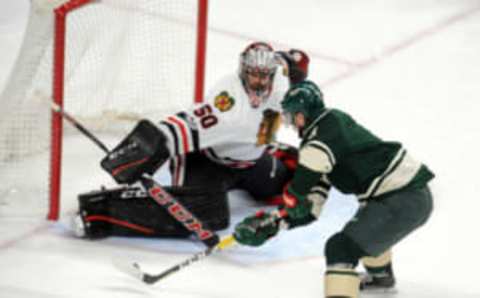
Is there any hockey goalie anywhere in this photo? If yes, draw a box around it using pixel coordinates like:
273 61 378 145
73 41 310 240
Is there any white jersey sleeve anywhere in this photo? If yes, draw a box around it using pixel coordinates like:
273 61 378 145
157 69 289 167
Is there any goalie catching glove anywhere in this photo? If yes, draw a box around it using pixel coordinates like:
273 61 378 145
275 49 310 84
101 120 170 184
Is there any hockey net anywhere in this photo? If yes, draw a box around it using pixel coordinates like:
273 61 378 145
0 0 208 220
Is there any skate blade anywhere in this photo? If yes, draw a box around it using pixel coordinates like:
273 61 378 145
361 287 398 295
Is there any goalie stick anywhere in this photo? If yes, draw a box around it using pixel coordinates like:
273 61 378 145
114 209 288 285
49 101 219 248
50 101 110 153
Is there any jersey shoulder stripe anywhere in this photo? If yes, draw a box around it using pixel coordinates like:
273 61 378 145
177 112 200 151
158 120 180 156
159 113 199 156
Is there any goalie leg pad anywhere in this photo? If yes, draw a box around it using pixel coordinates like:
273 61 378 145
77 185 229 239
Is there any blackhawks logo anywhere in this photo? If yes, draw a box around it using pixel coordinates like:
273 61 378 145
214 91 235 112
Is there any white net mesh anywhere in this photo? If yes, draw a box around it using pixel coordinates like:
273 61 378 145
0 0 203 218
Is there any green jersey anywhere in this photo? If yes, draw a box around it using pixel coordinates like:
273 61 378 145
291 109 434 202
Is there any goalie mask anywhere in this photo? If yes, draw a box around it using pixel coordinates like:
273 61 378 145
239 42 277 108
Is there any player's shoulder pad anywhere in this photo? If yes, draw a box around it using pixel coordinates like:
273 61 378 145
299 140 336 173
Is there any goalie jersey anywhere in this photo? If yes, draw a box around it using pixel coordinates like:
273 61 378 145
156 70 289 169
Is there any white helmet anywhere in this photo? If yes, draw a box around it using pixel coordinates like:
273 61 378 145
239 42 278 107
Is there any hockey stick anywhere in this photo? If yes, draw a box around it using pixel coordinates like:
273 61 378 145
114 209 287 285
49 101 110 153
49 101 219 248
114 235 236 284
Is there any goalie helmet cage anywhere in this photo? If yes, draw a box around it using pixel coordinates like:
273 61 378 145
0 0 208 220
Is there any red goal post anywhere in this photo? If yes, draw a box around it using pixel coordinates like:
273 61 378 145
0 0 209 220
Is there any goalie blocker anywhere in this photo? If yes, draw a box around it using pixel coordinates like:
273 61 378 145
75 185 229 239
100 119 170 185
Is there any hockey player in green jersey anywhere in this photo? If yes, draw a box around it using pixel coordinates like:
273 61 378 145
233 80 434 298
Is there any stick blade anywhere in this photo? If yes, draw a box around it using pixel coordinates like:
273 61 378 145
143 274 161 285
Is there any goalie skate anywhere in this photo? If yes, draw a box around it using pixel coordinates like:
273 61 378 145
71 213 86 238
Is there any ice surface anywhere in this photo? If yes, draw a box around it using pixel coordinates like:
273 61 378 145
1 0 480 297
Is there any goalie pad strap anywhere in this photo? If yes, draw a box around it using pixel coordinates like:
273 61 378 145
85 215 155 235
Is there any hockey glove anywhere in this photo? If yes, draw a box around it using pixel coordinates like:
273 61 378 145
283 185 312 220
282 183 328 228
101 120 170 184
275 49 310 84
234 211 281 247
